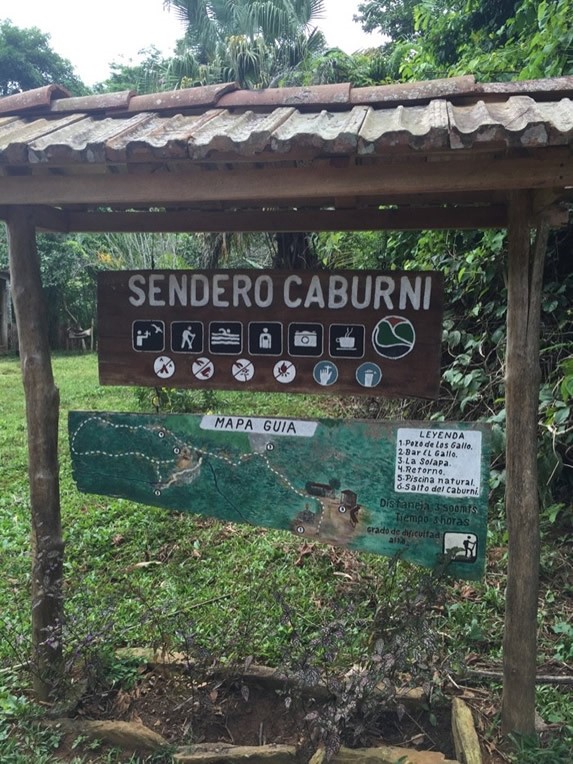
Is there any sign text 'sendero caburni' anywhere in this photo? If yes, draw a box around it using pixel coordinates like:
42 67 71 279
97 269 444 398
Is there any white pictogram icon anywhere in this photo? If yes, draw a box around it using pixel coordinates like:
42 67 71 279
273 360 296 384
259 328 272 349
192 357 215 380
232 359 255 382
181 326 196 350
248 322 282 356
136 329 151 347
356 362 382 388
313 361 338 386
443 532 478 562
154 355 175 379
133 320 165 352
293 329 318 347
209 322 243 355
336 328 356 349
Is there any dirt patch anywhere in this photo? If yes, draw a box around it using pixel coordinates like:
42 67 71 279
70 664 457 761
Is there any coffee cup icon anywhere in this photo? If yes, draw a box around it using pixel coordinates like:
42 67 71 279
336 335 356 349
336 328 356 350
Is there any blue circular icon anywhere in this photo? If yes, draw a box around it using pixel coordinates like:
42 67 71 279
356 362 382 388
313 361 338 386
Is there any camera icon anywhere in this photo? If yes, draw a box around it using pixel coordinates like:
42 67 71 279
293 330 318 347
288 324 323 356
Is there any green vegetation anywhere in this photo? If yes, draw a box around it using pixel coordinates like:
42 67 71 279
0 19 86 95
1 0 572 759
161 0 326 89
0 354 572 761
355 0 573 82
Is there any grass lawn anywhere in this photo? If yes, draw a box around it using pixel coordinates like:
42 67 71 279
0 352 571 762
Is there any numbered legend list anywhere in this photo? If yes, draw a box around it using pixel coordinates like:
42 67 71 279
395 427 482 497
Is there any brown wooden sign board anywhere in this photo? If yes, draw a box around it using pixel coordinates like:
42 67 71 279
98 269 444 398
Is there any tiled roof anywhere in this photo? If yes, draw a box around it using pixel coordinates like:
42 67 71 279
0 76 572 168
0 75 571 230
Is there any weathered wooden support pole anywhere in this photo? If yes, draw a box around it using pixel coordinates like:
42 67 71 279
501 191 548 736
6 207 64 702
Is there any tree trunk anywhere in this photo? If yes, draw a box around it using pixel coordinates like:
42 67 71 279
6 207 64 702
200 232 227 269
501 191 548 736
273 232 320 269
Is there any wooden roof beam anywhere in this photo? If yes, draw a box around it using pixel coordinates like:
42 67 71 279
0 152 571 207
29 205 509 233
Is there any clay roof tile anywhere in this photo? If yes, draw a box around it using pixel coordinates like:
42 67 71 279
0 84 70 116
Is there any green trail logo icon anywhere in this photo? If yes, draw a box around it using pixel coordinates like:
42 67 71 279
372 316 416 359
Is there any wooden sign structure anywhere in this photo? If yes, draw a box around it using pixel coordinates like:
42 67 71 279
98 269 444 398
69 412 489 580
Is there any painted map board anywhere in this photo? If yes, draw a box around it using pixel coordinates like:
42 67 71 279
69 412 489 580
97 269 444 398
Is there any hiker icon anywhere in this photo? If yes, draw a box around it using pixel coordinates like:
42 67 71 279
171 322 204 354
443 532 478 563
463 535 477 558
181 326 195 349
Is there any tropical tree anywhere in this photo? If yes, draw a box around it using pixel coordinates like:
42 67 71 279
342 4 572 743
355 0 418 40
94 47 172 94
505 0 573 79
160 0 327 88
0 19 86 95
354 0 573 82
284 47 390 87
148 1 329 267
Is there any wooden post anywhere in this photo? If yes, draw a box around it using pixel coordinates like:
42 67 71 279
501 191 548 736
6 207 64 702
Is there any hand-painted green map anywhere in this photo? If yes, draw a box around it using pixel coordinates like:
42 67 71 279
69 412 490 580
